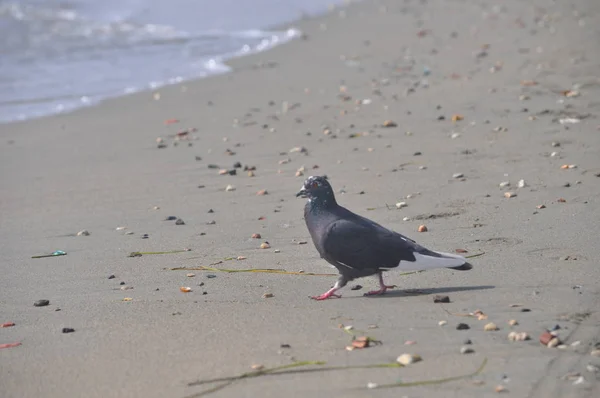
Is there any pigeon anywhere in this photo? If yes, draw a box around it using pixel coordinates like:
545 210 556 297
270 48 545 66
296 176 473 300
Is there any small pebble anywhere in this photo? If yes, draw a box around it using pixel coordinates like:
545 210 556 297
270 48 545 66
460 346 475 354
456 323 470 330
484 322 499 331
452 173 464 179
508 319 518 326
350 285 363 291
504 192 516 198
417 225 428 232
262 293 274 298
395 201 407 209
76 230 90 236
366 382 378 389
517 179 527 188
108 275 116 279
175 218 185 225
463 339 472 345
499 181 510 188
225 185 235 191
62 328 75 334
396 353 421 365
186 273 196 277
591 349 600 357
260 242 271 249
438 320 448 326
433 295 450 303
180 287 192 293
256 189 268 196
508 332 530 341
251 364 264 371
34 300 50 307
495 385 507 393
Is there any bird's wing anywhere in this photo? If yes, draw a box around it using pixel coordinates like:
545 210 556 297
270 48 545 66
321 219 418 270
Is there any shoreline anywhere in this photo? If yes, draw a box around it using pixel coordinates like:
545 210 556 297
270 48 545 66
1 0 599 397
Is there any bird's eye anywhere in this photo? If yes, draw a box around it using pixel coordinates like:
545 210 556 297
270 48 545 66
311 181 319 188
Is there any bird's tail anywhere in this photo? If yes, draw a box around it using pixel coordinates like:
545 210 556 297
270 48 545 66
408 250 473 271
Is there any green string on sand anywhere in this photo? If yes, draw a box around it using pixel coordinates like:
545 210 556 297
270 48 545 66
185 358 487 397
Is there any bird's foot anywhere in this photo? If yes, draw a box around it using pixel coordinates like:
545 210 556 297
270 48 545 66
363 284 396 296
311 291 342 300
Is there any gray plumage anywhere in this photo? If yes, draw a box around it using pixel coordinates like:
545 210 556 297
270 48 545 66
296 176 472 300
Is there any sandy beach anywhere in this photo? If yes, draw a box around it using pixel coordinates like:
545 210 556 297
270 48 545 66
1 0 600 397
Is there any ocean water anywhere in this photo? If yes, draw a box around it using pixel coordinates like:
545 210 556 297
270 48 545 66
0 0 344 123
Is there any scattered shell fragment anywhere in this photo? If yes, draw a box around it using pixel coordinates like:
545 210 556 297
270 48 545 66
517 179 527 188
452 172 464 179
262 293 274 298
508 319 518 326
256 189 268 196
438 320 448 326
499 181 510 188
186 273 196 277
366 382 378 389
504 192 516 198
539 331 557 346
460 346 475 354
251 364 264 371
236 256 247 260
417 225 428 232
397 353 422 366
122 298 133 301
395 201 407 209
260 242 271 249
547 338 560 348
247 170 255 177
508 331 530 341
351 336 371 349
537 204 546 209
591 349 600 357
451 114 464 122
382 120 397 127
289 146 307 153
484 322 499 331
34 300 50 307
251 233 261 239
76 230 90 236
495 385 507 393
1 322 16 328
180 287 192 293
225 184 236 191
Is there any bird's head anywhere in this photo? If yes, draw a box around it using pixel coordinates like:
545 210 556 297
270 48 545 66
296 175 335 202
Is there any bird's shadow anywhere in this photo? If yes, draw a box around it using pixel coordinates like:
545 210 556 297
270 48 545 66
361 285 495 299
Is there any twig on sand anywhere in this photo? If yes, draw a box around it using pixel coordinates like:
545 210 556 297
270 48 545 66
128 250 190 257
170 265 337 276
31 250 67 259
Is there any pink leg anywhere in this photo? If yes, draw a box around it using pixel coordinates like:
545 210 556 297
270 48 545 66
311 286 342 300
364 273 396 296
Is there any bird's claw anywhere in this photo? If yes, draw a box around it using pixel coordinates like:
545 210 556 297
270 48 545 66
363 285 396 296
311 293 342 300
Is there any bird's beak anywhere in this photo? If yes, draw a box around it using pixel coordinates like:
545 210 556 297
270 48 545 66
296 188 308 198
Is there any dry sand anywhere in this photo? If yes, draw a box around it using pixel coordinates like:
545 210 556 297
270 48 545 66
1 0 600 397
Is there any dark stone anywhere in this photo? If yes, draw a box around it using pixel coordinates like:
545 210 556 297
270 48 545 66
413 151 422 156
175 218 185 225
108 275 116 279
350 285 363 291
120 281 126 285
433 295 450 303
207 209 214 213
164 216 177 221
280 344 291 348
206 275 217 279
463 339 472 345
456 323 470 330
62 328 75 334
34 299 50 307
521 308 531 312
233 162 242 168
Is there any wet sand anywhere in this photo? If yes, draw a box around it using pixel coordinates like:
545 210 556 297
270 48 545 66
1 0 599 397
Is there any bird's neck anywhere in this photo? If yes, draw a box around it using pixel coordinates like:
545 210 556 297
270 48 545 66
307 196 337 212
